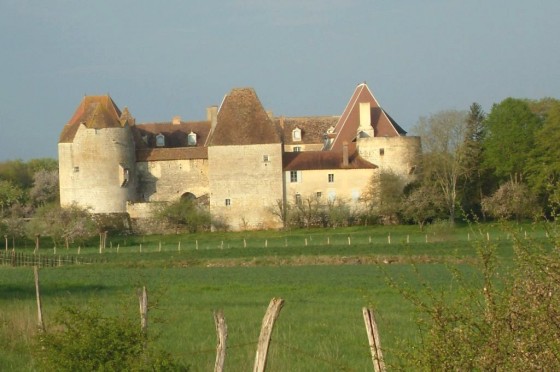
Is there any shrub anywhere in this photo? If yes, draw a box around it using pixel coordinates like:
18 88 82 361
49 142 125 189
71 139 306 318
34 305 188 371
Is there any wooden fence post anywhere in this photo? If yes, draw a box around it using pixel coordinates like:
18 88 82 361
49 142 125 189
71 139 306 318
138 286 148 339
253 298 285 372
213 310 228 372
362 308 385 372
34 266 45 332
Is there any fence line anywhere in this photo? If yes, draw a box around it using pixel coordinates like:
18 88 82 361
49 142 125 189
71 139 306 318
0 251 104 268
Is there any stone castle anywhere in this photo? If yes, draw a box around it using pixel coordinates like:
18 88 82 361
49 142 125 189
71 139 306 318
58 83 421 230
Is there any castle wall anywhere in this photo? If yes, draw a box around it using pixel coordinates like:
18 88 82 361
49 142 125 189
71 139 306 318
59 125 137 213
357 136 421 180
285 168 377 206
136 159 209 202
208 144 284 231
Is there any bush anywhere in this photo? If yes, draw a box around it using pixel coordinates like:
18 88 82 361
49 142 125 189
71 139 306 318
34 305 188 371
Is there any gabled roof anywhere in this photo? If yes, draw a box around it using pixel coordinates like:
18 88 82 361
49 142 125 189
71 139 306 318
134 121 211 149
59 95 125 143
283 150 377 171
330 83 406 151
208 88 281 146
276 116 339 145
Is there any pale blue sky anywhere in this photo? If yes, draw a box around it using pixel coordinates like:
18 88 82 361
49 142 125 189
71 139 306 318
1 0 559 160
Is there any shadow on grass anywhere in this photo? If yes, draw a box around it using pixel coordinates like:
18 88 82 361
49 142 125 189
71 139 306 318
0 283 114 301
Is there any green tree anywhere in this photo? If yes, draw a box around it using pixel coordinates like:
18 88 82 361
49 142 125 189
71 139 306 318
0 180 24 216
482 98 542 181
526 100 560 208
155 198 211 233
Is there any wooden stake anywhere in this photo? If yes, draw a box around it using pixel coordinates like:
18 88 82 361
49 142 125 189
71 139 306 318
138 286 148 340
178 241 181 251
387 234 391 244
362 308 386 372
253 298 285 372
213 310 228 372
34 266 45 332
406 235 410 244
244 238 247 248
348 236 351 245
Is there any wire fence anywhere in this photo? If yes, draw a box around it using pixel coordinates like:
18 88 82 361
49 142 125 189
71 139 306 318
0 251 106 268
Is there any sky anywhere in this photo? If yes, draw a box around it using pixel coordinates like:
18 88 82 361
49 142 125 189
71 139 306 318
1 0 559 161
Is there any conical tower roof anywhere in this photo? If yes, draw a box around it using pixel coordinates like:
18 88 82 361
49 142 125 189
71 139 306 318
208 88 280 146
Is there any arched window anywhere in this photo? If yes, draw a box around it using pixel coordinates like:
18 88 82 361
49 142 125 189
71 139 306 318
156 133 165 147
292 127 302 142
187 131 197 146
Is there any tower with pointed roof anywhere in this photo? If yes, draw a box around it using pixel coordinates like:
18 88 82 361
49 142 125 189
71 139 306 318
58 95 138 213
207 88 284 230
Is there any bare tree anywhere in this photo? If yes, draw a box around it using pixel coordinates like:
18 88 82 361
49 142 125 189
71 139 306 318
30 169 59 206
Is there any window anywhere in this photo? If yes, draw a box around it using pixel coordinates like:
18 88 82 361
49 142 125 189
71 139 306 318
119 164 130 187
352 189 360 201
292 127 302 142
316 191 322 198
293 146 301 152
225 199 231 206
187 131 197 146
295 193 302 205
380 148 385 156
156 133 165 147
328 173 334 183
73 166 79 173
263 155 269 162
290 170 300 183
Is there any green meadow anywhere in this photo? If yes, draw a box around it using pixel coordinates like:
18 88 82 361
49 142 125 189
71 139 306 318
0 223 544 371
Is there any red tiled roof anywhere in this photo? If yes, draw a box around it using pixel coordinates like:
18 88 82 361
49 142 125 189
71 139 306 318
276 116 339 145
136 147 208 162
209 88 281 146
134 121 211 149
59 95 124 143
283 150 377 171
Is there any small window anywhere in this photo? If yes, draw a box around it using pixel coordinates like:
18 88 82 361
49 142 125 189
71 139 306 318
263 155 269 162
316 191 322 198
293 146 301 152
292 127 302 142
73 166 79 173
290 170 300 183
225 199 231 206
295 193 302 205
380 148 385 156
187 131 197 146
156 133 165 147
328 174 334 183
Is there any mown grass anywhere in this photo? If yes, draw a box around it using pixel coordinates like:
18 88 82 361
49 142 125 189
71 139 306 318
0 222 548 370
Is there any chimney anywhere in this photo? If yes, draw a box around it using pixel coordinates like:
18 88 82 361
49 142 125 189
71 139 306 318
279 116 285 129
359 102 374 137
172 116 181 125
342 141 349 167
207 106 218 130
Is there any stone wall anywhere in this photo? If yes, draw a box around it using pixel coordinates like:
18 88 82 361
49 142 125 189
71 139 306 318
208 144 284 231
59 125 137 213
136 159 209 202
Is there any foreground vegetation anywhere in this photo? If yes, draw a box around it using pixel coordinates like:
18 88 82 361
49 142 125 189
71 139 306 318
1 222 558 370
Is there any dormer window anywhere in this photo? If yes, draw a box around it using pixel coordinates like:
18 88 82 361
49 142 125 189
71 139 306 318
155 133 165 147
187 131 197 146
292 127 302 142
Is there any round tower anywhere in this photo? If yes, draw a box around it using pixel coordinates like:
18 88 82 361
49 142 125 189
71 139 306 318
58 96 137 214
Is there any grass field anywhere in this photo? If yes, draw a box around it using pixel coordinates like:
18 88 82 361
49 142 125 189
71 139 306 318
0 223 547 371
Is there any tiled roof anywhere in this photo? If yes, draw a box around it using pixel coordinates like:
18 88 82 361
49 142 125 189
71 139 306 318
276 116 339 145
208 88 281 146
134 121 211 149
283 150 377 171
136 147 208 162
59 95 124 143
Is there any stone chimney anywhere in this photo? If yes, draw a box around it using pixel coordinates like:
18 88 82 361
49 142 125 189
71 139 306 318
358 102 374 137
342 141 349 167
172 116 181 125
207 106 218 130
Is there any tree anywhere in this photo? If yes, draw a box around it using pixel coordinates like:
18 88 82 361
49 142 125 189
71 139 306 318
526 100 560 208
459 102 487 217
413 110 469 223
481 178 540 221
26 204 96 248
0 180 24 216
29 169 59 206
482 98 542 181
400 183 446 230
